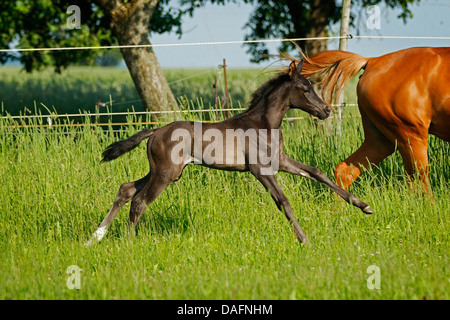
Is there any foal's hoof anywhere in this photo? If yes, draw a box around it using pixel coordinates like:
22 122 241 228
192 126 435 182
84 239 95 247
362 205 373 214
301 239 313 248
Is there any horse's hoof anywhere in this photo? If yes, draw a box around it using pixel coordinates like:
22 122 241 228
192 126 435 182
84 239 94 247
362 205 373 214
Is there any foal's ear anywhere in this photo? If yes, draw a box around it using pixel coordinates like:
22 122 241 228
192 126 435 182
288 61 297 77
297 59 304 73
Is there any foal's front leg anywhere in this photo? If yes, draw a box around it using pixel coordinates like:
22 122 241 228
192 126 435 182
250 168 309 245
279 154 373 214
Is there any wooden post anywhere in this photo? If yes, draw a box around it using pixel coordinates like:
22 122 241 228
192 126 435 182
337 0 352 135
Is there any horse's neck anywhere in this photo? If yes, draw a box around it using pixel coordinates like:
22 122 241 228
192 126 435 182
265 102 289 129
242 100 288 130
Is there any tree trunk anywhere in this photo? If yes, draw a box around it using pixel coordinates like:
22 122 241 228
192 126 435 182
287 0 336 57
304 0 336 56
96 0 178 114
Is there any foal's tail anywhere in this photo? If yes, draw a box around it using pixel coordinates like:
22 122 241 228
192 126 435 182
299 50 369 105
101 128 155 162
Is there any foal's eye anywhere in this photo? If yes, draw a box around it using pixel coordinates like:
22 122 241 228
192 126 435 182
304 89 310 93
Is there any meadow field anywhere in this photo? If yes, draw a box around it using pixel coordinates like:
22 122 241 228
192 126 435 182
0 66 449 299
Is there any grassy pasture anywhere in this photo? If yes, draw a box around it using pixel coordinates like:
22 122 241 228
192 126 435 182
0 66 449 299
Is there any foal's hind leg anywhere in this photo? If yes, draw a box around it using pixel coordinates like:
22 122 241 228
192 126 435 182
88 174 150 244
127 168 182 235
279 154 372 214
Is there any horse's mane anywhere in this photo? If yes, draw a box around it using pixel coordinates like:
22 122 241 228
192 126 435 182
246 45 312 111
275 42 368 105
247 72 290 110
247 44 333 111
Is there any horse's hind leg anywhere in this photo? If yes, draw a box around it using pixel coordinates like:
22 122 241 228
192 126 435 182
128 168 181 235
335 138 394 190
88 174 150 244
397 133 431 194
335 108 395 190
280 154 372 214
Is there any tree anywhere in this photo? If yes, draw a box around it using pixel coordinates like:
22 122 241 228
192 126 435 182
94 0 181 112
0 0 186 113
182 0 420 61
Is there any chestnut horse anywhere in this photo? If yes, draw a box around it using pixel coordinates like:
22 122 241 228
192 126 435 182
300 47 450 191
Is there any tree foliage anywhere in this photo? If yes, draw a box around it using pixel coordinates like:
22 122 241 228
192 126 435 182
0 0 421 70
0 0 186 72
182 0 421 62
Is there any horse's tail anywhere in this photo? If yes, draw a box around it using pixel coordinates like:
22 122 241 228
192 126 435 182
299 50 369 105
101 128 155 162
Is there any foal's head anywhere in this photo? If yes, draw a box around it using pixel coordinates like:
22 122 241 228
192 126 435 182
286 61 331 120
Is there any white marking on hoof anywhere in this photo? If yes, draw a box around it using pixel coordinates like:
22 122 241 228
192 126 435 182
84 239 94 247
363 206 373 214
85 226 108 247
299 170 308 177
93 226 108 241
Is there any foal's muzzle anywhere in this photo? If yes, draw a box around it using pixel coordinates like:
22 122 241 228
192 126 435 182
317 106 332 120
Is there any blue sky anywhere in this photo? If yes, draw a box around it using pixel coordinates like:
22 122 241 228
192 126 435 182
151 0 450 68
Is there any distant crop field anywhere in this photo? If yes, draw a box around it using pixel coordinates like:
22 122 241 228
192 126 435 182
0 66 278 116
0 67 448 299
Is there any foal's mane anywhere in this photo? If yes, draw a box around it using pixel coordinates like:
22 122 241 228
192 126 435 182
247 72 291 111
247 48 312 111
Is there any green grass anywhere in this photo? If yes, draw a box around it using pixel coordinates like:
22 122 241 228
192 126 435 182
0 67 449 300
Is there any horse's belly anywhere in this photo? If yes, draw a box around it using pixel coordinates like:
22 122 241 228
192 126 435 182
193 148 248 171
429 99 450 141
430 120 450 142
